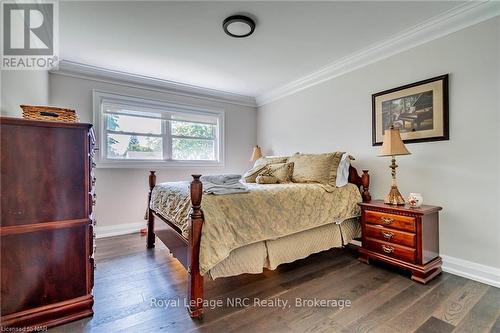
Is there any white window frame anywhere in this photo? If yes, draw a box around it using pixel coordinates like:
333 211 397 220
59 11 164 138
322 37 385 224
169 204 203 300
92 90 225 168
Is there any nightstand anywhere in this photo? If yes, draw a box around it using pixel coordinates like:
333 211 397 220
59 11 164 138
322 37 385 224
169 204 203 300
358 200 443 284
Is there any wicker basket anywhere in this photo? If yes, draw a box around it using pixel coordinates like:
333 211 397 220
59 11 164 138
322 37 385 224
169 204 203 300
21 105 79 123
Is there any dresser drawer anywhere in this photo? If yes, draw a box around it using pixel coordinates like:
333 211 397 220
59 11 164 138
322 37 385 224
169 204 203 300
365 210 416 232
365 238 416 263
365 224 416 248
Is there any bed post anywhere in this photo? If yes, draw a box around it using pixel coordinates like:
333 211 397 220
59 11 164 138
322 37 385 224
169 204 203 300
187 175 204 319
361 170 371 202
147 171 156 249
348 165 371 202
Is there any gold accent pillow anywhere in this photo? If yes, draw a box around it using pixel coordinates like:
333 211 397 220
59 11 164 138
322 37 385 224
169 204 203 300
256 175 279 184
288 152 344 186
254 156 288 168
243 156 288 183
243 165 267 183
259 162 294 183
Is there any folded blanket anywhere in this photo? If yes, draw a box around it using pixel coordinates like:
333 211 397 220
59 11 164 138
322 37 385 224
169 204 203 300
200 174 242 185
203 179 249 195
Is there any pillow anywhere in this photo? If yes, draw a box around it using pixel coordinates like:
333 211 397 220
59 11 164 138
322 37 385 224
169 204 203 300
243 156 288 183
288 152 344 186
335 153 353 187
259 162 294 183
253 156 288 168
256 175 279 184
243 165 266 183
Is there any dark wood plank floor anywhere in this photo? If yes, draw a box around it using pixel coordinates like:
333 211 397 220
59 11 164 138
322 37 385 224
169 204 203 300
50 234 500 333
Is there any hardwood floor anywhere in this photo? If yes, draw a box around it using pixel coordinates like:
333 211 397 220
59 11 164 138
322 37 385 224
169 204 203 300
49 234 500 333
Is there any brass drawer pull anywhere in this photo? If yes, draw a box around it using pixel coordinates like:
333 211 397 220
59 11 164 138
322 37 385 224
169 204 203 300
381 217 393 225
382 245 394 254
381 231 394 240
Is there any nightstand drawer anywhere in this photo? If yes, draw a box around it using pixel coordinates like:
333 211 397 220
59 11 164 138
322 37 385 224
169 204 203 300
365 211 416 232
365 224 416 248
365 238 416 263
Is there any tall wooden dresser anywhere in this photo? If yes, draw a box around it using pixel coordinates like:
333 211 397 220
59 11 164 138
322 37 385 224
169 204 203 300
0 117 95 329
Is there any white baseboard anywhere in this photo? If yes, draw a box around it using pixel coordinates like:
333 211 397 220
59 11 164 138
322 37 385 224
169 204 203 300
442 255 500 288
349 240 362 247
95 222 144 239
352 241 499 288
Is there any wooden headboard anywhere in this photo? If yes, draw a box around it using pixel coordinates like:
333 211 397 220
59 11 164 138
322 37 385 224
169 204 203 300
348 165 371 202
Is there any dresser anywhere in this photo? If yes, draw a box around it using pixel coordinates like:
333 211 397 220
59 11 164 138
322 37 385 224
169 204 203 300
358 200 442 284
0 117 96 329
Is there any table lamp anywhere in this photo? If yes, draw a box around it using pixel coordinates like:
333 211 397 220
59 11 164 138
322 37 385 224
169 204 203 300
379 126 411 205
250 145 262 161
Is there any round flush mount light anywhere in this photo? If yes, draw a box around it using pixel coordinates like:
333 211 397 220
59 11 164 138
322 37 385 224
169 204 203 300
223 15 255 38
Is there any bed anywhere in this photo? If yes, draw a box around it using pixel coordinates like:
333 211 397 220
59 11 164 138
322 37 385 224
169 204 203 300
146 165 371 318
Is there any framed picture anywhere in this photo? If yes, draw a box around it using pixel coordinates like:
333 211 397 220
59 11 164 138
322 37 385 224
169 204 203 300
372 74 449 145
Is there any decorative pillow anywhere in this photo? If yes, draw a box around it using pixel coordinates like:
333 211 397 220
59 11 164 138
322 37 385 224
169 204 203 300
243 165 267 183
288 152 344 186
256 175 279 184
258 162 294 183
243 156 288 183
253 156 288 168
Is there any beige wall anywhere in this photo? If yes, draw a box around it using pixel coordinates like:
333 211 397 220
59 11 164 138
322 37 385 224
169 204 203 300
48 74 257 233
258 18 500 269
1 70 49 116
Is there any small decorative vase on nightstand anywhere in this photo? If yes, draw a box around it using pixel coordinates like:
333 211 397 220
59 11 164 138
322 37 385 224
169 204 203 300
358 200 443 284
408 193 423 208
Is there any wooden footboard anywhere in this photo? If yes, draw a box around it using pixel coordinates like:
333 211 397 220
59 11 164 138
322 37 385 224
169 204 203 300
146 171 156 249
186 175 204 318
146 166 370 319
146 172 205 319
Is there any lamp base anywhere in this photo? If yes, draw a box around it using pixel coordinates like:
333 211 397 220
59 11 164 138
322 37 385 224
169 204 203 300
384 185 405 205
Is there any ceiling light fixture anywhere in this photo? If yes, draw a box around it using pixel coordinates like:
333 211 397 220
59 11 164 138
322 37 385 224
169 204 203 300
223 15 255 38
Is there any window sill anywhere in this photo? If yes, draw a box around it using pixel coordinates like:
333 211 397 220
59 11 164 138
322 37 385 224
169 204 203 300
95 160 225 169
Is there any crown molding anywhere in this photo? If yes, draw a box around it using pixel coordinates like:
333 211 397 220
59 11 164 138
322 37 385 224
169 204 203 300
256 1 500 106
50 60 257 108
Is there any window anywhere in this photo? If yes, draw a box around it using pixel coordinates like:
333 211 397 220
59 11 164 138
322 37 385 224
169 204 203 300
93 91 224 167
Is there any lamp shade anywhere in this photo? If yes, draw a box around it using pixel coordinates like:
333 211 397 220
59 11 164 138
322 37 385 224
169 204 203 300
379 127 411 157
250 145 263 161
